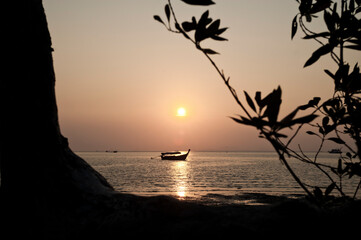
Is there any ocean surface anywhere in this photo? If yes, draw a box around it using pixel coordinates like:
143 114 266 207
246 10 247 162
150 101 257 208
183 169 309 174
79 151 360 203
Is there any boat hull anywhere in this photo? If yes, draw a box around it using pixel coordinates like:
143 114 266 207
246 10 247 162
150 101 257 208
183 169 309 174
161 149 190 161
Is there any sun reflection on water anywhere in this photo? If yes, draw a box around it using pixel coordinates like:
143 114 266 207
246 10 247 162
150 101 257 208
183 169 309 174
171 161 189 198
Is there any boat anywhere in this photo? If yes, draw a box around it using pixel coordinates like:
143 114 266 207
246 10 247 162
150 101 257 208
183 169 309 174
161 149 190 161
329 149 342 154
161 151 181 155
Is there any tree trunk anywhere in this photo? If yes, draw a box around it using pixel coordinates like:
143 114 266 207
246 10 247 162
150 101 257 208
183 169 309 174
1 0 114 236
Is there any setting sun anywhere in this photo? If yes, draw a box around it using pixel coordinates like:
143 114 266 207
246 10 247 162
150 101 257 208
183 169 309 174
176 107 187 117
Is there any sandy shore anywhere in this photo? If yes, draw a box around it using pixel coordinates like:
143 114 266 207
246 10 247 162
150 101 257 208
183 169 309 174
74 192 361 239
2 192 360 239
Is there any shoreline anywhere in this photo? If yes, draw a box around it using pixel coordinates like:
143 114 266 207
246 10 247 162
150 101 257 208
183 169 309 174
123 191 306 206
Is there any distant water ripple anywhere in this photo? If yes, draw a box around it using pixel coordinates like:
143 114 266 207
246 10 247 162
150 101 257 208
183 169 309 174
79 151 360 200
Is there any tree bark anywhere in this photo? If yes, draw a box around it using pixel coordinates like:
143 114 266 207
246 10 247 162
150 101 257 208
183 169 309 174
1 0 114 236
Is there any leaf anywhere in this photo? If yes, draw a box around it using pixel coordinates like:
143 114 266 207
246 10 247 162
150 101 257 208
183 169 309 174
344 45 361 51
327 137 345 144
208 19 220 34
198 10 210 26
255 91 262 108
216 27 228 35
244 91 256 112
306 131 321 137
337 159 343 174
291 15 298 39
181 0 215 6
325 182 336 196
230 116 254 126
322 116 329 128
304 44 333 67
324 69 335 80
154 15 165 25
279 108 299 128
211 35 228 41
165 4 171 22
264 87 282 124
308 97 321 106
324 9 336 32
182 21 197 32
202 48 219 55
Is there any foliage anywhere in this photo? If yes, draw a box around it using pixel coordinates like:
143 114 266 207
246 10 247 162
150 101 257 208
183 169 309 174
155 0 361 202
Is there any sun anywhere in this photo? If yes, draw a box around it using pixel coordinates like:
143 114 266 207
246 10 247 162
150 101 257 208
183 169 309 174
176 107 187 117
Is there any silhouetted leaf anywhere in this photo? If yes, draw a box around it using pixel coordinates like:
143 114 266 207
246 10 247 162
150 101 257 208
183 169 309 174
255 92 262 108
306 131 320 137
291 15 298 39
244 91 256 112
202 48 219 55
182 21 197 32
325 182 336 196
208 19 220 33
309 97 321 106
322 116 329 128
211 35 228 41
264 87 282 124
298 97 320 110
324 69 335 80
324 8 337 32
344 45 361 51
181 0 215 6
327 137 345 144
198 10 210 26
230 116 254 126
280 108 299 127
195 11 212 43
304 44 333 67
165 4 171 22
337 159 343 174
154 15 165 25
216 27 228 35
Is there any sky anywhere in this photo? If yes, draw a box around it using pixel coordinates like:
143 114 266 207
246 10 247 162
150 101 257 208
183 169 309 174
43 0 357 152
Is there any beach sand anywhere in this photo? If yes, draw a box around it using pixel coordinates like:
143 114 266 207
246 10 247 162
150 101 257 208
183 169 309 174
49 193 361 239
2 192 360 239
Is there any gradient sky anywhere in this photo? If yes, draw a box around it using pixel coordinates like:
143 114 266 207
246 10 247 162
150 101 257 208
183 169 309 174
43 0 357 152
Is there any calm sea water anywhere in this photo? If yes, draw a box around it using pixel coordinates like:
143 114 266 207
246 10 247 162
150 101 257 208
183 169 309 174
79 151 360 201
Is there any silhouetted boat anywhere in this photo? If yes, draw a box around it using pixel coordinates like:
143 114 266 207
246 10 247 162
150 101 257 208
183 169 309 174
329 149 342 154
161 151 181 155
161 149 190 161
106 150 118 153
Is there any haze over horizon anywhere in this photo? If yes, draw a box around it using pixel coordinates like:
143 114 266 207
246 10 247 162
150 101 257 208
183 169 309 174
44 0 358 152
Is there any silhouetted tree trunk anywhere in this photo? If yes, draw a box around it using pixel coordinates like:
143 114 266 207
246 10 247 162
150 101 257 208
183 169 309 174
1 0 114 236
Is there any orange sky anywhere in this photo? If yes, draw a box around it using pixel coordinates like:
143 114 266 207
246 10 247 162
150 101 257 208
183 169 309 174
43 0 358 151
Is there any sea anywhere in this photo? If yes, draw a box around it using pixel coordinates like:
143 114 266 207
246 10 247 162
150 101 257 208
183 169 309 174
79 151 360 204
